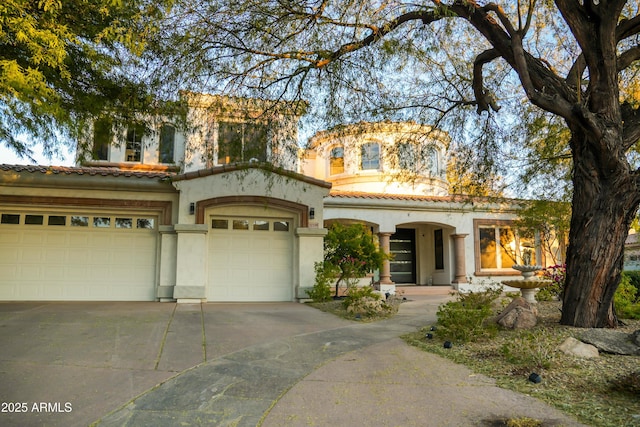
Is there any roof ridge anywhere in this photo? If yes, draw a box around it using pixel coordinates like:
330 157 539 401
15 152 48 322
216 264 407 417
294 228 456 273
0 164 174 179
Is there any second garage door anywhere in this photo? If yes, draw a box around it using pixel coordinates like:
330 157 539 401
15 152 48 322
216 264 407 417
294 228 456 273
207 216 293 302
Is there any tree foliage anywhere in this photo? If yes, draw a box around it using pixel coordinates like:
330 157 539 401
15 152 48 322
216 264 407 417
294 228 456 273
0 0 172 160
514 199 571 266
322 222 385 297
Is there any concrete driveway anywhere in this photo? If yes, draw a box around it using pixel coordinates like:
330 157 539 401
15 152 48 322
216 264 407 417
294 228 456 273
0 301 352 427
0 292 587 427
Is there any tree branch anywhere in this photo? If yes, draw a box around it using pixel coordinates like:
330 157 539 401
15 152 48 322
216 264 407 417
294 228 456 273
313 11 439 68
616 13 640 40
473 49 501 113
618 45 640 71
622 103 640 151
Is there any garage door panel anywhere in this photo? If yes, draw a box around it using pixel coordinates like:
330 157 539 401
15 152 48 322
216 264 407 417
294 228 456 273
0 264 18 280
252 237 271 251
252 256 271 268
230 252 250 266
68 233 90 246
230 235 250 251
0 246 18 263
19 246 43 263
20 265 44 280
48 266 66 280
68 248 89 264
44 247 66 264
44 232 68 246
270 238 290 251
208 215 293 302
22 231 45 245
230 269 250 282
0 213 157 301
2 230 20 244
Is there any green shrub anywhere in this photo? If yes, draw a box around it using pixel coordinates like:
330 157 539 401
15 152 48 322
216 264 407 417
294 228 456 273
307 262 337 302
614 273 640 319
435 288 502 343
621 270 640 295
323 223 386 297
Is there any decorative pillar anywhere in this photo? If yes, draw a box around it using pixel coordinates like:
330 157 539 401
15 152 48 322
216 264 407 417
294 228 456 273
156 225 177 302
451 233 468 284
173 224 208 303
295 227 328 300
378 232 395 294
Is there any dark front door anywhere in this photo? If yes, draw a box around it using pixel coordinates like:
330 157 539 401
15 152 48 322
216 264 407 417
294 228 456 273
390 228 416 283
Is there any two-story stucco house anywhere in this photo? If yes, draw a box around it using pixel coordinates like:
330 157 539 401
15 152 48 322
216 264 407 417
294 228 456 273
0 94 561 302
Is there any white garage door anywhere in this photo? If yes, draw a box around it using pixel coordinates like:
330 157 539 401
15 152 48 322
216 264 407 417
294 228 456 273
0 211 158 301
208 216 293 302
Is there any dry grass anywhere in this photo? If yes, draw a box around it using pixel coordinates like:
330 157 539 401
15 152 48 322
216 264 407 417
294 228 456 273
403 301 640 427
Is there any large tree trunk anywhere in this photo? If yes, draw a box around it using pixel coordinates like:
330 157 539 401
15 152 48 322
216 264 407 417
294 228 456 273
561 131 640 328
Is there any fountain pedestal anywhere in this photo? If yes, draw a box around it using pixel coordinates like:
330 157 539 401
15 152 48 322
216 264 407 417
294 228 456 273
502 265 552 304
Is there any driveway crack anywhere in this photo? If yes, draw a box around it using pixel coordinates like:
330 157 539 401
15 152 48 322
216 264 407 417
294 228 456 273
154 303 177 370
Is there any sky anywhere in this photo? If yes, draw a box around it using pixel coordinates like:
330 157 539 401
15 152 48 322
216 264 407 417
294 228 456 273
0 143 75 167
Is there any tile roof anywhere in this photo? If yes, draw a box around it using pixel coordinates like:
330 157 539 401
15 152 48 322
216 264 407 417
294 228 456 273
0 164 174 179
172 162 332 188
328 190 464 202
327 190 516 205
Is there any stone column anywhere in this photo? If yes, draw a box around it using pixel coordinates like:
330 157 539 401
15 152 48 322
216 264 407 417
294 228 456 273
378 232 395 294
451 233 468 284
295 227 329 300
156 225 177 302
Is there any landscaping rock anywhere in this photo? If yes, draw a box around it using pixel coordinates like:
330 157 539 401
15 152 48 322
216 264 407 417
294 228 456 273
632 329 640 347
495 297 538 329
558 337 599 358
580 329 640 355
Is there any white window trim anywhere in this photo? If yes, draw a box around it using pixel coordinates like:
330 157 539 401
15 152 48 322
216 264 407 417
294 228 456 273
473 219 540 276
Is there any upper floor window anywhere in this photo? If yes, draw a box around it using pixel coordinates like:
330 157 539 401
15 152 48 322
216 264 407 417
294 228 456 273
427 147 439 175
329 146 344 175
361 142 380 170
125 123 145 162
159 124 176 164
398 143 417 171
92 118 112 161
398 142 439 175
218 121 268 165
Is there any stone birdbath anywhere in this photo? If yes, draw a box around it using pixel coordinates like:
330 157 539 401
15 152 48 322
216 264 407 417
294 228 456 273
502 264 552 304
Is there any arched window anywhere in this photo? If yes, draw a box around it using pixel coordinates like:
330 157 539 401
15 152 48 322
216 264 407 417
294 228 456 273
159 124 176 164
361 142 380 170
398 142 440 176
397 142 415 170
329 146 344 174
426 146 439 175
